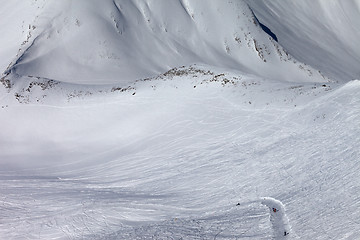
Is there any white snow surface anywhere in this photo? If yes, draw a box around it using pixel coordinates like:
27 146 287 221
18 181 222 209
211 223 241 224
246 0 360 81
3 0 327 84
1 66 360 239
0 0 47 73
1 1 360 240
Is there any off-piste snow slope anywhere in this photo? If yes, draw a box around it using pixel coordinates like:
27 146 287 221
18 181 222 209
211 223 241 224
2 0 327 84
1 0 360 240
245 0 360 82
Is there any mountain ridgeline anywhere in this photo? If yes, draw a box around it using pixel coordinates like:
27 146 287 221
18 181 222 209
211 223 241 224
4 0 327 85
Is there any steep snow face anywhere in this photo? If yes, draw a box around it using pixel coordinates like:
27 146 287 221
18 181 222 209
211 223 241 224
0 0 47 73
246 0 360 81
5 0 326 84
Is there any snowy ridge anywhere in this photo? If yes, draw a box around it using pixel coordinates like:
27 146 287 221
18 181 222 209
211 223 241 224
0 0 48 77
0 64 333 106
4 0 327 85
246 0 360 81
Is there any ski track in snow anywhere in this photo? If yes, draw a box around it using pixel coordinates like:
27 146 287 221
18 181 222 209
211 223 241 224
1 0 360 239
1 78 360 239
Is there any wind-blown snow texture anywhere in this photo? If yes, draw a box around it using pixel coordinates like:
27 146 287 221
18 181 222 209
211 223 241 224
1 1 360 240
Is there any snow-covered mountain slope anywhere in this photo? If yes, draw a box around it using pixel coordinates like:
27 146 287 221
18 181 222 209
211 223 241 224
0 0 47 74
1 1 360 240
0 69 359 239
246 0 360 81
3 0 326 84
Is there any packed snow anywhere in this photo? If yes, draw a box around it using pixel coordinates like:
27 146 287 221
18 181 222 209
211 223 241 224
1 0 360 239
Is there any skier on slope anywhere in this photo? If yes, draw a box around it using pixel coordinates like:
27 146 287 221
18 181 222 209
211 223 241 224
272 208 288 236
262 197 291 237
